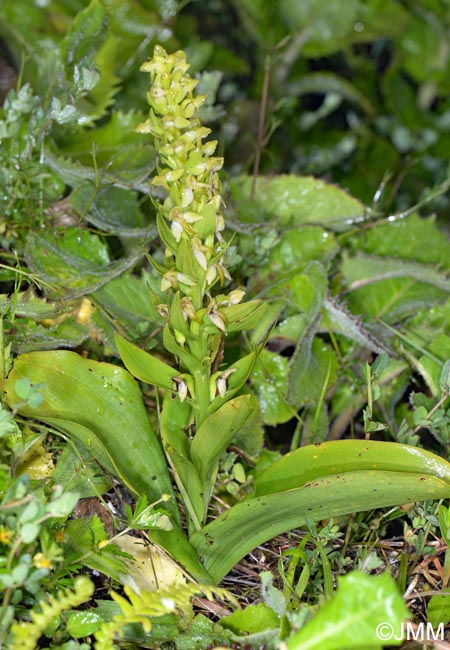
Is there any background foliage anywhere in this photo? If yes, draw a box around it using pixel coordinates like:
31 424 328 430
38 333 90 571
1 1 450 649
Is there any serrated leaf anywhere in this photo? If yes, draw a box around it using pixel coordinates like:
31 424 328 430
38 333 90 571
71 183 154 237
9 318 89 354
65 516 130 581
221 601 279 634
323 297 389 354
25 229 138 300
287 319 338 407
45 149 155 194
0 291 72 320
53 444 111 497
342 252 448 322
80 34 120 122
361 215 450 268
59 110 153 166
343 254 450 293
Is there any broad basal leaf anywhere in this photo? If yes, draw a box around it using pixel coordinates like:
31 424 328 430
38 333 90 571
4 350 177 518
254 439 450 497
192 469 450 582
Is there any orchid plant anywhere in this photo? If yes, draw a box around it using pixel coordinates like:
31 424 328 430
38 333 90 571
6 46 450 586
115 45 266 535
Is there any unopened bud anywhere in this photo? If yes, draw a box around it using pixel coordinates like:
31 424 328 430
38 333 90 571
228 289 245 305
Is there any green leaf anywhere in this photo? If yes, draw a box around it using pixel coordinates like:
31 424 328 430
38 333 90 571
221 300 267 333
53 444 111 497
323 298 390 355
221 602 279 634
21 523 40 543
209 345 263 414
0 291 71 320
287 334 338 407
94 273 161 338
191 469 450 583
61 0 108 70
25 229 138 300
60 109 151 161
115 333 178 390
428 594 450 628
45 149 155 194
4 350 178 520
66 610 104 638
9 317 90 355
48 491 80 517
279 0 359 58
230 175 363 229
261 571 286 617
65 516 130 582
250 349 294 425
360 215 450 268
230 0 286 50
342 252 447 322
191 395 259 507
285 570 408 649
255 439 450 496
159 393 204 528
342 254 450 293
71 183 153 238
289 72 375 116
261 230 338 297
440 360 450 393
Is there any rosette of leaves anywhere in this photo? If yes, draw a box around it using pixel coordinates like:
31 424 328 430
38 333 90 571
7 46 450 588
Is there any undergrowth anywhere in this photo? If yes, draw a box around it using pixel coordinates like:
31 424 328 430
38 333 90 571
1 2 450 649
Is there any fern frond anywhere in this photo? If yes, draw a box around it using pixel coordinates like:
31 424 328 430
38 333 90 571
94 582 238 649
10 576 94 650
